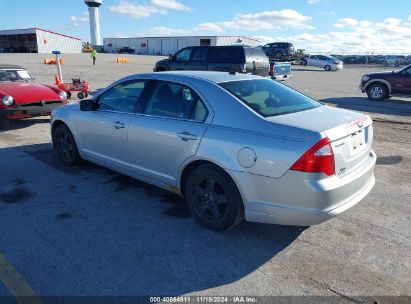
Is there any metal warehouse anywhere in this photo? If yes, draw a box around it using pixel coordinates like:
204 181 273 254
103 36 260 55
0 28 82 54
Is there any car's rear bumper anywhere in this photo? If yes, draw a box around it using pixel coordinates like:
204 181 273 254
0 101 64 119
230 150 376 226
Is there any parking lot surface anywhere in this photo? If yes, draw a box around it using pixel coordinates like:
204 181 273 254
0 54 410 301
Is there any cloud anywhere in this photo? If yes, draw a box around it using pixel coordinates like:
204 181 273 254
151 0 190 11
334 18 358 28
196 9 313 33
307 0 320 4
291 17 411 53
108 0 190 19
69 12 89 27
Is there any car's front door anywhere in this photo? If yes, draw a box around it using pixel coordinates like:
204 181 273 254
128 80 212 186
76 79 148 173
170 47 193 70
391 66 411 95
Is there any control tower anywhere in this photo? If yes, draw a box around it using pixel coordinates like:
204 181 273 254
84 0 102 45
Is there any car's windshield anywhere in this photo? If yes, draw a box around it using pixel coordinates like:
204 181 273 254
0 69 33 82
219 79 321 117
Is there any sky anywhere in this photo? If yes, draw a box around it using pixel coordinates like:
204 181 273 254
1 0 411 54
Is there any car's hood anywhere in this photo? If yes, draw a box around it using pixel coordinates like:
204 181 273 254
367 71 397 77
266 105 371 141
0 82 60 103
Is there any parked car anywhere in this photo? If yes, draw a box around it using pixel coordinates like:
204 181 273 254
261 42 295 60
383 55 407 67
51 71 376 230
343 56 367 64
119 47 136 54
154 46 271 77
300 55 343 71
360 64 411 101
0 64 67 129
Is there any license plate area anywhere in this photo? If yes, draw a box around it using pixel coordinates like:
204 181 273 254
351 129 365 151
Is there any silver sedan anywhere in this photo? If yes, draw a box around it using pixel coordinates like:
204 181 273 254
51 71 376 230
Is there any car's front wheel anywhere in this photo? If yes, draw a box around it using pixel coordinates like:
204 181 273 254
185 164 244 231
366 83 387 101
324 65 331 71
54 124 81 166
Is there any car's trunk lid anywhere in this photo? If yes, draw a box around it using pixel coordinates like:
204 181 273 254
266 105 373 177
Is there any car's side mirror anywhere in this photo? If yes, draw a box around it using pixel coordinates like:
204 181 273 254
79 99 95 111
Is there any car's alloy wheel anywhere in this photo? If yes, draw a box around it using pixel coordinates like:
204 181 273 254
367 84 387 101
185 164 244 230
324 65 331 71
275 51 283 60
54 125 80 166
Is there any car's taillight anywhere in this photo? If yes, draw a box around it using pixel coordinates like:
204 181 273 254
290 137 335 176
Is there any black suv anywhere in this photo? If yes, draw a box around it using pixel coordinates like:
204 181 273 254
154 46 270 77
119 47 135 54
261 42 295 60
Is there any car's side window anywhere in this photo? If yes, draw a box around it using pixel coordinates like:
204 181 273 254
191 47 208 61
175 48 192 61
144 81 208 121
98 80 147 113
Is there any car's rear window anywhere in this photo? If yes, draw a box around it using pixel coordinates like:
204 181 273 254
219 79 320 117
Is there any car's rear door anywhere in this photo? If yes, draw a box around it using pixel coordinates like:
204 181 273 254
76 79 148 173
128 80 212 186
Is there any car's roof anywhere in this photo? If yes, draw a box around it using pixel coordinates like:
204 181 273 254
0 64 25 70
127 71 263 83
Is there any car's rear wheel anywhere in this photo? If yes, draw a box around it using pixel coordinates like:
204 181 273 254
185 164 244 231
366 83 387 101
0 116 10 129
324 65 331 71
54 124 81 166
66 91 72 99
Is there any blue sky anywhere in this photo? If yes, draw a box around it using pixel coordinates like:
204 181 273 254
1 0 411 53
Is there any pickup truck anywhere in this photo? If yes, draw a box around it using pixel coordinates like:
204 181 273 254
154 45 291 80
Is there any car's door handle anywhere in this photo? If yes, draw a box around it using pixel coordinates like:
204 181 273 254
113 121 125 129
177 131 197 141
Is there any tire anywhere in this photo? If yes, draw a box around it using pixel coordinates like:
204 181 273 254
384 61 388 67
84 92 89 98
324 65 331 71
274 51 283 60
77 92 85 99
66 91 72 99
0 116 10 129
185 164 244 231
366 83 387 101
53 124 81 166
301 59 307 66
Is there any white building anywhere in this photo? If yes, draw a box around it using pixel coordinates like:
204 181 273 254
103 36 260 55
0 28 82 54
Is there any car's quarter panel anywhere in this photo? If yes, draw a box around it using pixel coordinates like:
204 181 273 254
195 125 320 179
76 110 132 173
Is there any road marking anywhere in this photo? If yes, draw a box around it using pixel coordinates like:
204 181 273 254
0 254 43 304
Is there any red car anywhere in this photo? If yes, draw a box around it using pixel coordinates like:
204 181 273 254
0 64 67 129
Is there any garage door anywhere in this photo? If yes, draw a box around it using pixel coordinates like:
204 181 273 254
161 39 172 56
147 39 161 55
